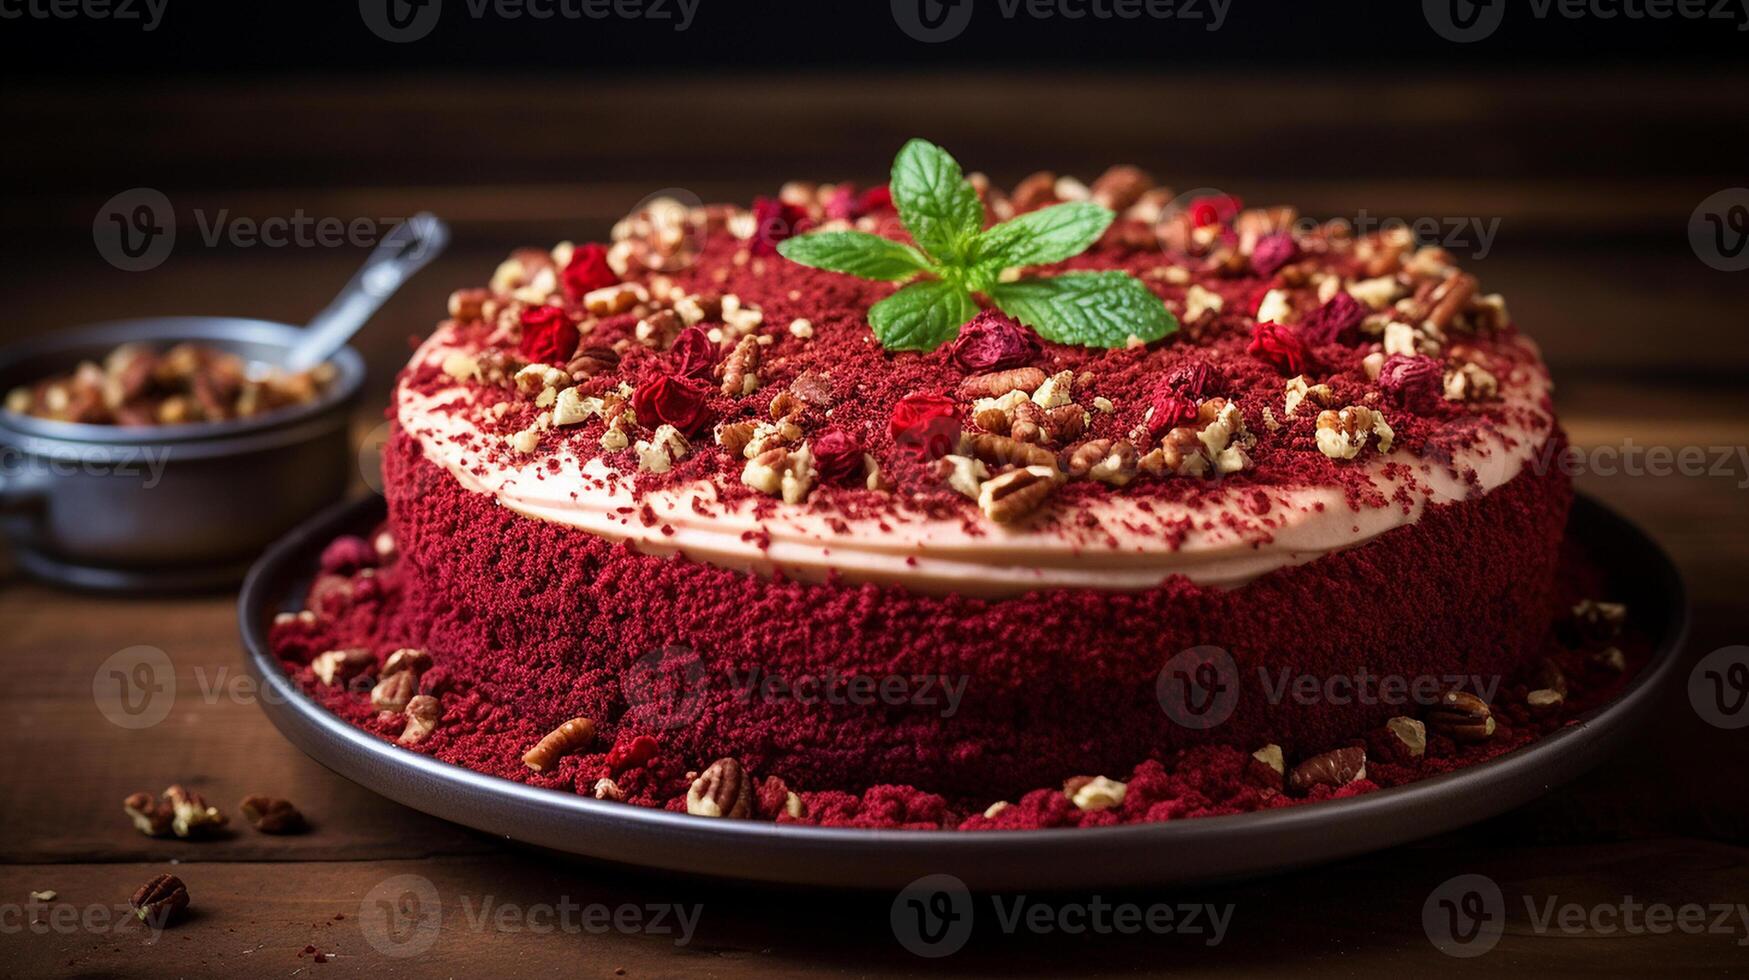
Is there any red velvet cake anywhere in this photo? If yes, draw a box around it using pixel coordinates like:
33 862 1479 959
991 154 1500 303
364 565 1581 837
272 141 1638 829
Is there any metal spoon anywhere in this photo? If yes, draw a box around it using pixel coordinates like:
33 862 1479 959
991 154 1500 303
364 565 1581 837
283 211 450 372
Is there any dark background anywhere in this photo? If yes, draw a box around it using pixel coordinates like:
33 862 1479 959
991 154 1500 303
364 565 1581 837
2 2 1747 975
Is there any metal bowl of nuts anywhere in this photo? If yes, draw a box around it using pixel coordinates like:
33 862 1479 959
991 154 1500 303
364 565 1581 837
0 213 448 592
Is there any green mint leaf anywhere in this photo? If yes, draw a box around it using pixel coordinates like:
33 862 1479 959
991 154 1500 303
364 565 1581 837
989 271 1178 349
890 138 986 264
971 201 1113 270
776 231 932 281
867 279 979 352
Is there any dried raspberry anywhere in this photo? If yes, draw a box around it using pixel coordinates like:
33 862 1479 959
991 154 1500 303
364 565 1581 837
889 393 961 461
631 374 714 436
319 535 377 575
1147 388 1200 438
811 428 864 484
1163 360 1224 399
561 242 617 301
1250 233 1297 277
857 185 893 214
750 196 813 257
1299 292 1367 347
1378 354 1444 415
669 326 718 381
1247 321 1310 376
517 306 580 365
604 734 659 775
949 311 1041 373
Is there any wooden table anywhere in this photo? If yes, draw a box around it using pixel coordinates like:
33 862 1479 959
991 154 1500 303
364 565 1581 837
3 72 1748 976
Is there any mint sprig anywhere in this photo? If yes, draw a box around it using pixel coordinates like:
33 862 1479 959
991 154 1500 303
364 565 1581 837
776 138 1178 353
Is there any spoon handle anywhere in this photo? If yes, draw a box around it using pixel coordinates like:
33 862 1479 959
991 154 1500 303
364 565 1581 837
285 212 450 371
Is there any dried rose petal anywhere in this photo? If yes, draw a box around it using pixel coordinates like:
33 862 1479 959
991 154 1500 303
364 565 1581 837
750 197 813 256
561 242 617 301
669 327 718 381
1247 321 1310 376
1378 354 1444 414
631 375 714 436
889 393 961 461
517 306 580 365
1148 388 1200 438
811 428 864 485
949 311 1041 373
1163 360 1224 399
1250 233 1298 277
1187 194 1243 228
1299 292 1367 347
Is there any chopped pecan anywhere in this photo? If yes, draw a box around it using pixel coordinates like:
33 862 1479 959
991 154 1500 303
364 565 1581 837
131 874 190 927
523 717 598 773
567 345 620 378
962 432 1060 472
123 791 173 837
1287 746 1367 794
686 758 753 819
1425 272 1479 331
239 795 306 834
370 670 416 713
399 695 441 745
720 335 761 396
978 465 1058 523
310 648 372 687
973 405 1011 435
1426 690 1496 743
165 785 227 838
1064 775 1128 812
714 419 758 456
1010 170 1058 212
957 367 1047 400
1089 165 1153 212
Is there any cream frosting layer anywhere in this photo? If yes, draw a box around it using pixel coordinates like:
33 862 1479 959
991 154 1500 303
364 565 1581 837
396 328 1554 598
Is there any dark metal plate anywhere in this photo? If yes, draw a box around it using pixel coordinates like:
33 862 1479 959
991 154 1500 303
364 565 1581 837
239 493 1688 891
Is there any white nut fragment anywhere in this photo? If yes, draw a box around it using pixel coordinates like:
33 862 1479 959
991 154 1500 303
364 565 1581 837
983 801 1010 819
788 318 814 338
1254 288 1293 325
1347 276 1404 310
509 425 542 455
1383 320 1441 358
938 454 990 498
1385 716 1427 758
583 282 648 317
514 363 568 395
1443 362 1499 402
600 420 630 452
720 294 764 335
1031 370 1075 409
1196 401 1253 475
551 387 591 426
1252 744 1285 777
1092 396 1115 413
440 351 481 384
742 418 802 459
1283 375 1333 418
1362 351 1386 380
634 424 690 473
1067 776 1127 812
1315 406 1394 460
741 444 817 504
592 778 626 802
1183 283 1224 323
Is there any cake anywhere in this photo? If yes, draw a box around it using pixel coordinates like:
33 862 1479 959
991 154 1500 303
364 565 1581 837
273 141 1623 829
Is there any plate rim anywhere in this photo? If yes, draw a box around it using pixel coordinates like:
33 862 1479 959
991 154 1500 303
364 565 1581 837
239 492 1690 890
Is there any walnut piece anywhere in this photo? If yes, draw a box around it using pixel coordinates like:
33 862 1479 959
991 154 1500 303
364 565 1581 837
1315 406 1394 460
1064 775 1127 812
978 465 1058 524
239 795 306 834
686 758 753 818
399 695 441 745
635 424 690 473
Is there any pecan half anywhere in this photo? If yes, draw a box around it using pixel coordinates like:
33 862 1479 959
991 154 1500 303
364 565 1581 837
978 466 1058 523
131 874 190 927
956 367 1047 400
165 785 228 838
686 758 753 819
1426 690 1496 743
720 335 761 396
123 791 173 838
523 717 598 773
239 795 306 834
371 670 416 713
1287 746 1367 794
961 432 1060 472
310 648 372 687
